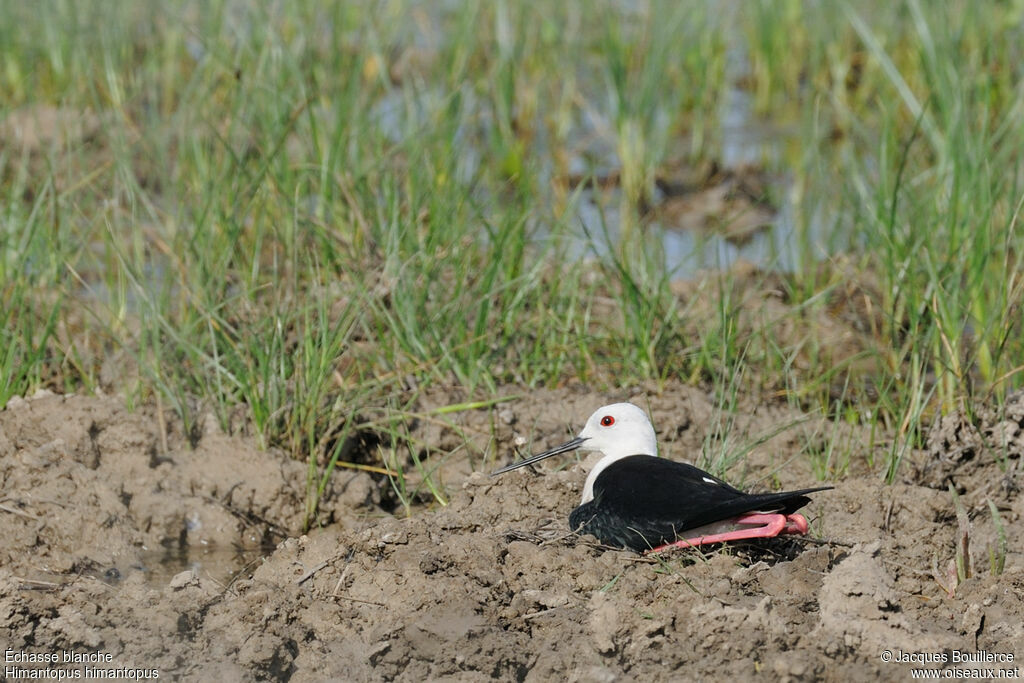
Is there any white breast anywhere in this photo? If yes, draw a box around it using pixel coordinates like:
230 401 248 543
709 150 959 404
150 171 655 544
580 453 630 504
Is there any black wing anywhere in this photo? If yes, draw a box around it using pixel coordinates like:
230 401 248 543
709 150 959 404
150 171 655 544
568 455 831 552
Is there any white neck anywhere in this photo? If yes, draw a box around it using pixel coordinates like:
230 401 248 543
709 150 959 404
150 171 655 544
581 454 617 503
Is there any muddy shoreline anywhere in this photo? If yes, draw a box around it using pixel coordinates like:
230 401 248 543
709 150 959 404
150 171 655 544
1 386 1022 680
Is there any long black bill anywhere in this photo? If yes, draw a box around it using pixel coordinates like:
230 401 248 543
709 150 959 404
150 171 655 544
490 436 588 476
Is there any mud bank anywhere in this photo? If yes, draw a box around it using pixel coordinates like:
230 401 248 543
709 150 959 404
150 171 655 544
1 388 1022 680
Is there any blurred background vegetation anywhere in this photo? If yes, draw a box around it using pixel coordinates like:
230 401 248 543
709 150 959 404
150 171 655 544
2 1 1023 506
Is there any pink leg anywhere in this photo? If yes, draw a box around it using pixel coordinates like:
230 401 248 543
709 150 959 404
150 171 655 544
649 512 809 553
780 513 808 535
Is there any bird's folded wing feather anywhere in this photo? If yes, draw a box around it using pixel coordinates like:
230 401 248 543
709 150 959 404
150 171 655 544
577 456 829 550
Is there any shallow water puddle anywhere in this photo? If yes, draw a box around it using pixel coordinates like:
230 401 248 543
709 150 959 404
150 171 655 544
12 545 274 592
106 545 276 588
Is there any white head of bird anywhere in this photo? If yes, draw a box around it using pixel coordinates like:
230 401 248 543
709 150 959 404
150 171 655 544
491 402 659 504
577 403 658 502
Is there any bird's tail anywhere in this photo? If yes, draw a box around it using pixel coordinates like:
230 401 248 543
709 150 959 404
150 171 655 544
742 486 834 515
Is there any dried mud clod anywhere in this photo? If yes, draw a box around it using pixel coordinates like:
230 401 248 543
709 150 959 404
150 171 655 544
917 391 1024 495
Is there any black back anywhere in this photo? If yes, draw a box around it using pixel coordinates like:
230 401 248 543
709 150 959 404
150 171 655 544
568 455 830 552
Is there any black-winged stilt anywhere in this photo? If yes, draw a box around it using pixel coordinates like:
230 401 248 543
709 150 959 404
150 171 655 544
492 402 831 553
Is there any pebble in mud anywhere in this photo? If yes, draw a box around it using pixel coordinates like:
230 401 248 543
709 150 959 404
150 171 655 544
169 570 198 590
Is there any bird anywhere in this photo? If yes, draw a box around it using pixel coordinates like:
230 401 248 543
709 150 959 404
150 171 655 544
491 402 831 553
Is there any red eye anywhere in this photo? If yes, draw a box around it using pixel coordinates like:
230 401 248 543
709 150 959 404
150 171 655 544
600 415 615 427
